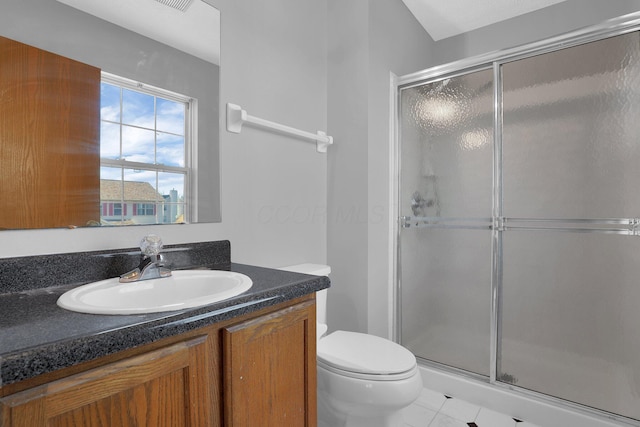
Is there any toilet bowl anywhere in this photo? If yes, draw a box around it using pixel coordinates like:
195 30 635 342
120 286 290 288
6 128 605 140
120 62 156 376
279 264 423 427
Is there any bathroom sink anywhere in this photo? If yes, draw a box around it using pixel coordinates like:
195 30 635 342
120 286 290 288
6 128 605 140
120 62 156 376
57 270 253 315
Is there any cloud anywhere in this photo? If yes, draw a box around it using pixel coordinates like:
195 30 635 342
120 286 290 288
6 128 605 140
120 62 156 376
100 82 187 199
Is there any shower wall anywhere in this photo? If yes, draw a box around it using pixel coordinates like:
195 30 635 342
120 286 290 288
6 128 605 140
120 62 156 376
399 27 640 422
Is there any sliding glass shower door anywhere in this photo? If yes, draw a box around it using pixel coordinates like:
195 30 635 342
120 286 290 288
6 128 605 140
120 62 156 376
499 31 640 420
398 27 640 422
399 68 494 376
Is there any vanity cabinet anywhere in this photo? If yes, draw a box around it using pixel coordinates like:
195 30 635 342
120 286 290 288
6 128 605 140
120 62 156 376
0 336 212 427
223 299 316 427
0 296 316 427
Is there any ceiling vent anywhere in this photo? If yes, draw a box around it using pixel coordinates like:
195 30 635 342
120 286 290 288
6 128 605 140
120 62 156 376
153 0 194 12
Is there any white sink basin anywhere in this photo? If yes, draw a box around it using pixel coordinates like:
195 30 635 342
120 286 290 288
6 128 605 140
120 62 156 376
57 270 253 315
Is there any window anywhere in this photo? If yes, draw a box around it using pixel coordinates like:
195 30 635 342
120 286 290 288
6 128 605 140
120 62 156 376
99 72 194 225
135 203 156 216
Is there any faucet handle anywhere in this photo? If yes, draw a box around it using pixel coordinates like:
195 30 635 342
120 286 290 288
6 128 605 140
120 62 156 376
140 234 163 257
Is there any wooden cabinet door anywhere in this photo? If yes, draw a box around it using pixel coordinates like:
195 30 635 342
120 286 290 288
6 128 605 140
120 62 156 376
223 300 317 427
0 35 100 229
0 335 213 427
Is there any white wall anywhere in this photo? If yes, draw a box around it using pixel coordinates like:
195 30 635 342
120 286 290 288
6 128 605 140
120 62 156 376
326 0 434 335
0 0 327 270
212 0 328 267
366 2 437 337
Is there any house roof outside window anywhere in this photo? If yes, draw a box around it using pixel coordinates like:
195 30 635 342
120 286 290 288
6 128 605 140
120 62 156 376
100 179 165 202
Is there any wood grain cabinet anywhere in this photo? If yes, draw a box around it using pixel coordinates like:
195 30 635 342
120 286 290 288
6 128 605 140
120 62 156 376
0 35 100 230
0 336 212 427
0 296 316 427
223 299 317 427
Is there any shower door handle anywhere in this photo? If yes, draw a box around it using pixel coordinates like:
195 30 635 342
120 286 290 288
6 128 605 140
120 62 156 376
400 216 492 230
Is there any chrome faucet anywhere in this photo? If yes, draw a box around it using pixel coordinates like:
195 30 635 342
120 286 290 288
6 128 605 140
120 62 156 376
119 234 172 283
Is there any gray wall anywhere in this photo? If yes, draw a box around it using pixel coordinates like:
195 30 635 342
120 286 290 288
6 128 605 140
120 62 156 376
212 0 328 267
326 0 370 337
366 1 436 337
327 0 434 335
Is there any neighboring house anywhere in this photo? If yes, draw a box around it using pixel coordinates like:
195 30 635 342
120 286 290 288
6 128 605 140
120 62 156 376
100 180 182 225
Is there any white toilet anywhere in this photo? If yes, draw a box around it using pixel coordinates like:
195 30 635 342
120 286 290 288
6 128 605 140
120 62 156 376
279 264 423 427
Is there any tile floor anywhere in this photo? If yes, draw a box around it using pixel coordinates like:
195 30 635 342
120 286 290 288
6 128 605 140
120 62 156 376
402 387 541 427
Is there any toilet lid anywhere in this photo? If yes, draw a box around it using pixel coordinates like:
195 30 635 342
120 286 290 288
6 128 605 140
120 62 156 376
317 331 416 375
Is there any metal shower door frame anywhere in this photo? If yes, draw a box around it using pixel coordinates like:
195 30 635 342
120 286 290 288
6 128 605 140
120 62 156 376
393 10 640 424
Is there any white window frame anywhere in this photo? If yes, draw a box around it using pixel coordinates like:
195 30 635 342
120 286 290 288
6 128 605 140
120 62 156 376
100 71 198 224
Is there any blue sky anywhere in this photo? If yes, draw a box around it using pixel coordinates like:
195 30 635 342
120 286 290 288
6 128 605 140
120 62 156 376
100 82 187 198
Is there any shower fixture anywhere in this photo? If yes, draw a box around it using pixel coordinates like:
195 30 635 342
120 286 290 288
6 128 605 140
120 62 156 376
411 190 433 217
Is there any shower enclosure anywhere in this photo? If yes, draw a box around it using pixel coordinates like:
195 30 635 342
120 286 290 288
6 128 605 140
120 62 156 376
397 14 640 424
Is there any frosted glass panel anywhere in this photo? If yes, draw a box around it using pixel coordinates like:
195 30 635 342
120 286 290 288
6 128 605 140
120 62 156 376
401 229 491 375
503 32 640 219
399 69 494 376
501 232 640 420
400 70 493 219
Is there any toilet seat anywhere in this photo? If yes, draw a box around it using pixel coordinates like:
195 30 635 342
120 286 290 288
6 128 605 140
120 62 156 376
318 358 418 381
317 331 417 381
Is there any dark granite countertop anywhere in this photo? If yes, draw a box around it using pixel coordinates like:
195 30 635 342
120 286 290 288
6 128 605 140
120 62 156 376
0 262 329 387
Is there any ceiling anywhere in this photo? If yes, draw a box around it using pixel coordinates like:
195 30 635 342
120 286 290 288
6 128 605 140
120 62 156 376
55 0 220 65
54 0 567 64
402 0 567 41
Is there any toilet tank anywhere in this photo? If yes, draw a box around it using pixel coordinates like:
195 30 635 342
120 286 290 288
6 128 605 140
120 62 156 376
278 264 331 335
